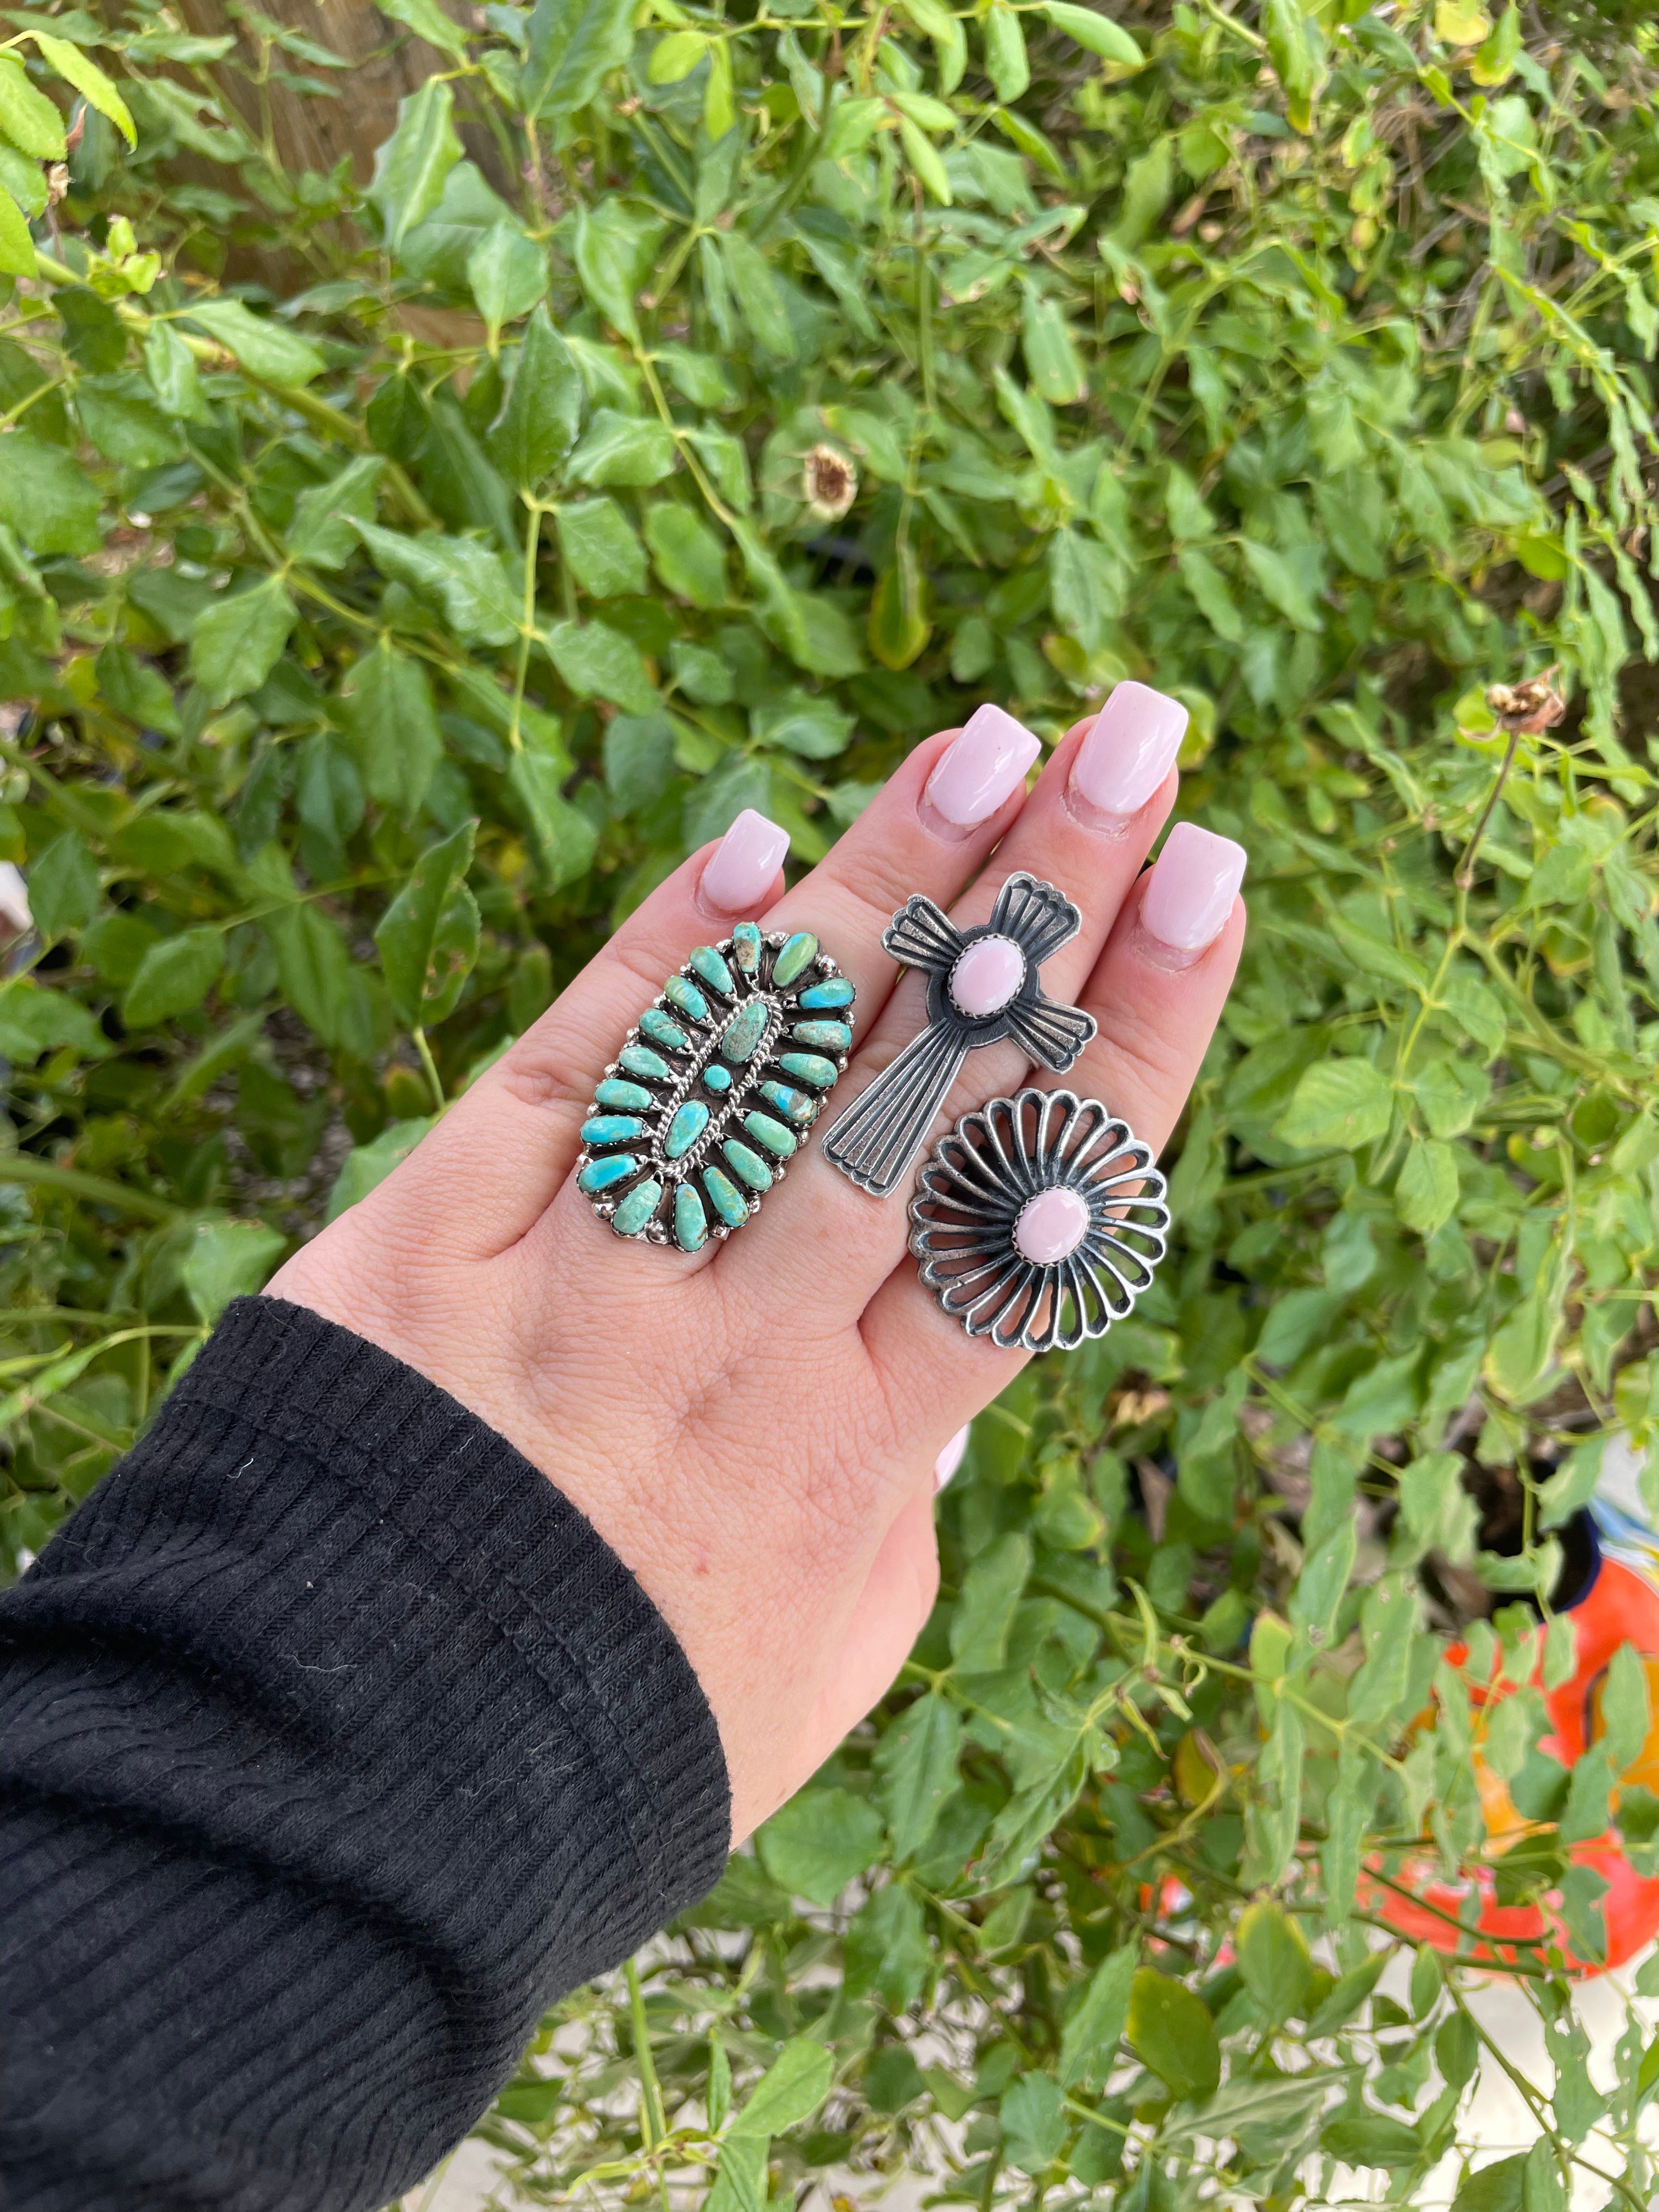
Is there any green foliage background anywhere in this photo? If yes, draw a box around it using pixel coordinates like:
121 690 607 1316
4 0 1659 2202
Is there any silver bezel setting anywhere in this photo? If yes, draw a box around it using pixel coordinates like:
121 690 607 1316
578 929 855 1246
909 1088 1170 1352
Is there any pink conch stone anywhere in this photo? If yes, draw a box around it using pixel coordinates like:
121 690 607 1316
949 934 1025 1017
1013 1186 1091 1266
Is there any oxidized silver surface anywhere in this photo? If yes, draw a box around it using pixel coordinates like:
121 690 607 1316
577 924 854 1249
909 1089 1170 1352
821 873 1097 1200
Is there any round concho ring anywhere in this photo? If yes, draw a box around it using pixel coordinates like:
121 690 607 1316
909 1089 1170 1353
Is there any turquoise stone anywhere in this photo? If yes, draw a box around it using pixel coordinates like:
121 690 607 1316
612 1177 662 1237
719 998 770 1064
744 1111 797 1159
690 946 736 997
732 921 763 974
702 1064 733 1095
665 1099 710 1159
664 976 710 1023
595 1079 653 1111
778 1052 838 1089
581 1114 644 1145
723 1138 773 1192
619 1045 673 1081
792 1020 851 1053
639 1008 689 1051
760 1082 815 1126
579 1153 639 1193
674 1183 708 1252
773 930 819 986
798 977 854 1010
703 1164 749 1227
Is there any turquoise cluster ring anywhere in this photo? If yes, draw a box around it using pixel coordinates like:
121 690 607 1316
577 924 855 1250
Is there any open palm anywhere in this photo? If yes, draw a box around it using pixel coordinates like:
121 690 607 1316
268 691 1244 1841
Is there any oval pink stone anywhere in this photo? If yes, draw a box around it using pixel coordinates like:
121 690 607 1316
949 934 1025 1017
1013 1186 1091 1265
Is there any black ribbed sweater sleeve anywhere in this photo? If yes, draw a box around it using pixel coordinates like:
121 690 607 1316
0 1295 731 2212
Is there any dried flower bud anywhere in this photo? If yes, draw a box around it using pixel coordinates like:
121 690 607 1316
46 163 69 209
1486 663 1566 735
803 443 856 522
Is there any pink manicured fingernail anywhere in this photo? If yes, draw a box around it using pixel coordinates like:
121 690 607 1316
1141 823 1245 959
935 1425 970 1492
923 705 1041 830
701 809 789 912
1070 681 1188 826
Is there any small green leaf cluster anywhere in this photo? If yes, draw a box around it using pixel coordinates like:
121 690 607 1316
3 1 1659 2204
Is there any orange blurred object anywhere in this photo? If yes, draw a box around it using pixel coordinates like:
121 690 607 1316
1373 1479 1659 1976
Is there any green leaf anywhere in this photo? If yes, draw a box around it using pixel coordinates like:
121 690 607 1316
27 30 134 144
370 77 462 251
1240 537 1323 630
1396 1134 1460 1238
645 504 728 608
0 183 34 278
1322 2111 1422 2168
949 1531 1031 1673
1000 2072 1065 2174
508 740 599 889
76 377 179 469
0 54 66 157
847 1882 930 2010
181 1218 286 1325
1276 1057 1392 1151
1039 2 1142 70
752 689 853 760
355 521 521 646
184 298 326 388
189 579 297 709
143 323 212 422
27 831 99 941
983 2 1029 102
567 408 677 489
543 616 655 710
1451 2156 1526 2212
123 925 225 1025
648 28 706 82
721 232 795 360
267 902 355 1048
1263 0 1322 131
467 222 549 337
1235 1899 1312 2024
289 456 386 571
334 639 442 817
1126 1970 1220 2100
521 0 636 119
374 0 471 61
1057 1944 1136 2087
0 431 101 554
602 709 675 811
375 818 479 1028
0 976 109 1060
755 1787 885 1905
489 308 584 490
874 1693 963 1861
557 498 647 598
1021 288 1086 405
731 2036 834 2137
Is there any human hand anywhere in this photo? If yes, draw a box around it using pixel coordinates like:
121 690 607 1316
266 684 1245 1844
